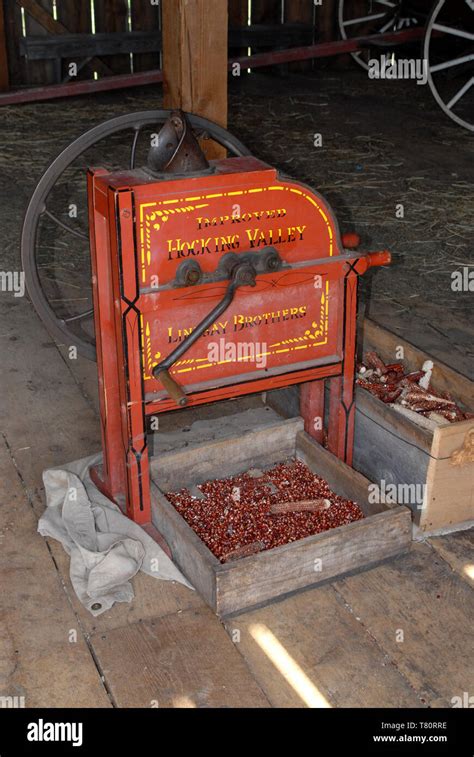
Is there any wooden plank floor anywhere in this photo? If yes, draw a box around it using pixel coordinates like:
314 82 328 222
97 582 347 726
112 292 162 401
223 585 422 708
92 608 270 708
223 540 473 709
332 543 474 708
0 438 110 707
0 290 473 707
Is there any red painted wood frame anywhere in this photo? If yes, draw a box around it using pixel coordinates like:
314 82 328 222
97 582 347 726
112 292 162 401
88 157 390 524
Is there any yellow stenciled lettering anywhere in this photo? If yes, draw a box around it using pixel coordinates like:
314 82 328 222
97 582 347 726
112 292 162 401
296 225 307 240
245 228 260 247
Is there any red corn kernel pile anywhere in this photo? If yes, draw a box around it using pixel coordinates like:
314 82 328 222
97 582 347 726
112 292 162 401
166 460 364 562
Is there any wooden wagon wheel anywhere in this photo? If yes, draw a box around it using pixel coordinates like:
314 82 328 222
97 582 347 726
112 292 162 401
338 0 423 70
21 111 251 361
424 0 474 132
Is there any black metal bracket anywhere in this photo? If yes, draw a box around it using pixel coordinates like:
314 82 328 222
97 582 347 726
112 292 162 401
173 245 283 288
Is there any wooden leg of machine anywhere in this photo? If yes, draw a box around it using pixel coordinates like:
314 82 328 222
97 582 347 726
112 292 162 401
300 380 325 445
115 191 151 525
122 336 151 525
88 170 127 505
327 268 359 465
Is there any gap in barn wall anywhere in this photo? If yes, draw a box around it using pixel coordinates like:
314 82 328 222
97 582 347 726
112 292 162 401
247 0 252 73
126 0 133 73
90 0 98 79
20 7 26 37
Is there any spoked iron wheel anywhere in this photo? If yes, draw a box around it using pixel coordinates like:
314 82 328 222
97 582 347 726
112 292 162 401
21 111 251 361
338 0 423 70
424 0 474 132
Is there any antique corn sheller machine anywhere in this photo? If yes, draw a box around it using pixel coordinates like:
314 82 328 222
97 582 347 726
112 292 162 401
88 111 390 525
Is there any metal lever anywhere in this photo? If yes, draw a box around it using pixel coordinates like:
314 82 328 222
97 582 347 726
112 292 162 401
153 262 257 405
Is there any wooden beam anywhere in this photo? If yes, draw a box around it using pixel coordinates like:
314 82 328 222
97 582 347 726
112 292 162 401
161 0 228 159
0 0 9 90
20 26 314 61
15 0 113 77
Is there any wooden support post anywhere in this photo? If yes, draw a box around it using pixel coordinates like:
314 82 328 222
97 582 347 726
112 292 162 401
0 0 9 91
327 268 359 465
161 0 228 159
87 170 127 507
300 380 325 445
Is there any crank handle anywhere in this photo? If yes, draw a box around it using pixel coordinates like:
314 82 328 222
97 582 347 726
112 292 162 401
155 369 188 407
153 260 257 405
366 250 391 268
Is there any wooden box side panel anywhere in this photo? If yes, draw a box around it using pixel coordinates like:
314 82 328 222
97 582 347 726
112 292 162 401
150 417 303 491
354 392 431 523
297 429 389 516
426 423 474 530
421 456 474 532
215 507 412 616
356 387 432 453
150 482 218 609
431 419 474 460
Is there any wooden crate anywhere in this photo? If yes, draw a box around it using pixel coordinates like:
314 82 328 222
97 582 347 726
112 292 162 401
354 319 474 534
150 417 411 616
266 319 474 534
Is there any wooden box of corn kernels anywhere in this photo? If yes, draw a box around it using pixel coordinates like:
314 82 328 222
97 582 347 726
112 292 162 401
353 319 474 534
149 412 411 616
267 319 473 535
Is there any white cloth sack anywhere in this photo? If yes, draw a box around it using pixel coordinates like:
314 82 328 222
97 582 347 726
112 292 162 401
39 453 193 616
